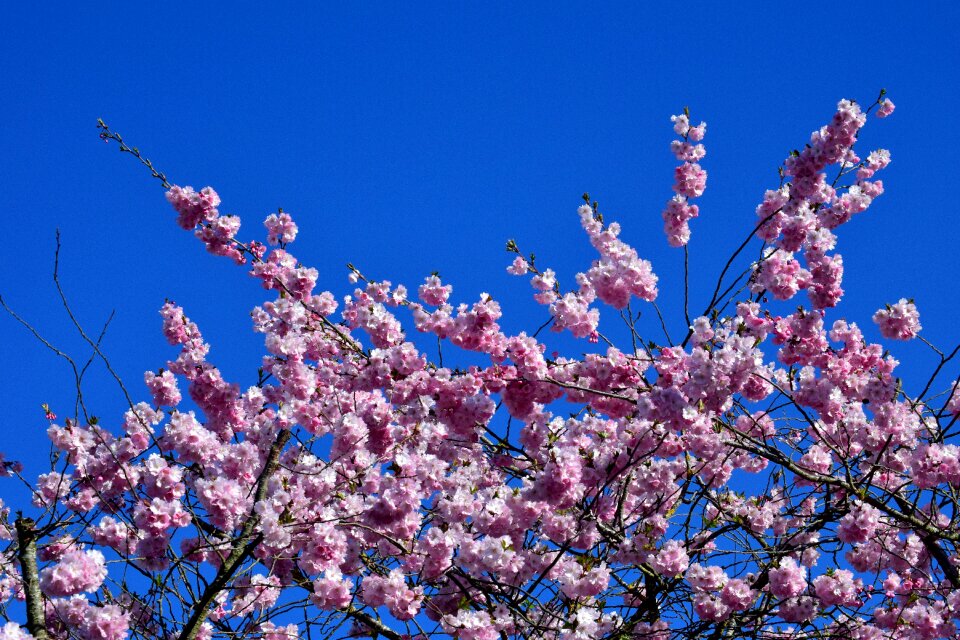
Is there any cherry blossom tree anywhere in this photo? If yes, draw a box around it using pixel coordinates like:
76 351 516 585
3 92 960 640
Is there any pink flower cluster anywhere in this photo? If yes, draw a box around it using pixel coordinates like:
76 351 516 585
877 98 895 118
750 100 894 310
39 548 107 597
663 112 707 246
360 570 423 620
165 185 220 230
263 211 298 245
9 95 952 640
768 557 807 599
812 569 861 607
873 298 921 340
576 204 659 308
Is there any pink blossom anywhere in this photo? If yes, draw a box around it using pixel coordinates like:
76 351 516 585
866 149 891 171
361 570 423 620
649 540 689 577
16 97 945 640
693 593 730 621
39 548 107 597
662 195 699 248
258 623 298 640
687 563 727 592
837 501 881 544
0 622 33 640
418 274 453 306
720 578 755 611
577 205 659 308
194 475 250 531
910 443 960 488
671 140 706 162
144 369 181 407
310 568 353 610
263 211 298 245
813 569 860 607
777 596 817 622
90 517 139 555
876 98 895 118
873 298 921 340
506 256 529 275
81 604 130 640
556 560 610 599
165 185 220 230
442 611 498 640
161 411 220 465
549 292 599 339
752 249 810 301
529 448 584 509
232 574 282 613
671 113 690 136
768 557 807 599
673 162 707 198
132 496 190 534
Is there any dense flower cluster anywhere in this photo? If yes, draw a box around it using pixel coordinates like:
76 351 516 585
873 298 922 340
4 95 960 640
38 549 107 597
662 111 707 246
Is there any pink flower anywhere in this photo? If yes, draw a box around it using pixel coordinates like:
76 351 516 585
506 256 529 275
39 548 107 597
671 113 690 136
165 185 220 230
752 249 810 301
442 611 499 640
530 448 584 509
688 122 707 141
310 569 353 610
20 98 945 640
556 560 610 599
866 149 891 171
194 475 250 531
673 162 707 198
662 195 699 248
687 563 727 592
258 623 299 640
418 274 453 306
720 578 755 611
671 140 706 162
768 557 807 599
876 98 895 118
576 205 659 309
361 570 423 620
813 569 860 607
0 622 34 640
549 292 599 339
81 604 130 640
263 211 298 245
836 501 881 544
144 369 181 407
873 298 921 340
649 540 689 577
232 574 282 613
693 593 730 621
777 596 817 622
910 443 960 488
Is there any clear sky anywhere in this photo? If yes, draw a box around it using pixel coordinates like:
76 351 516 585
1 1 958 511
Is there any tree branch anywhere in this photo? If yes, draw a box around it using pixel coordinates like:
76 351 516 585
16 516 49 640
176 428 291 640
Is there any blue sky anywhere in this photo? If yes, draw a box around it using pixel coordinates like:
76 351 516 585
1 2 959 510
